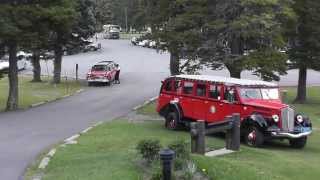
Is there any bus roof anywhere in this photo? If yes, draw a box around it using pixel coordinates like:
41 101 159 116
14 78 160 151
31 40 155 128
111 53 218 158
172 75 278 87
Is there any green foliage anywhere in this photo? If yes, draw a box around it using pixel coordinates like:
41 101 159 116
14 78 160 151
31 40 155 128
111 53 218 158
201 0 293 80
288 0 320 70
150 165 163 180
168 140 189 160
136 139 162 163
168 140 190 171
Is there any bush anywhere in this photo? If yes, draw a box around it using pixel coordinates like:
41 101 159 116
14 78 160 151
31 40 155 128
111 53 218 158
137 139 162 163
168 140 190 171
150 165 162 180
168 140 189 159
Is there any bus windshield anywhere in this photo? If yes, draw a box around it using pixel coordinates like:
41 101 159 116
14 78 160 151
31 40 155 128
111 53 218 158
240 88 279 100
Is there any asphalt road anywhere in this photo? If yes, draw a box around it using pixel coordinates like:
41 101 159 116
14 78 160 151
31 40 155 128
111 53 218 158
0 40 170 180
1 39 320 180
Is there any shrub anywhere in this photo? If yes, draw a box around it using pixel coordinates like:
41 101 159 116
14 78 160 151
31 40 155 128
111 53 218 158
168 140 190 171
168 140 189 159
150 165 162 180
136 139 162 163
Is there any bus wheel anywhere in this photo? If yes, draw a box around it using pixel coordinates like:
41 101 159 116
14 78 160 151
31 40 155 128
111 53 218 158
244 126 264 147
165 112 181 130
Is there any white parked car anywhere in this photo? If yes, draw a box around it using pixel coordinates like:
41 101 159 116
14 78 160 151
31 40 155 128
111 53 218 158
148 41 157 48
138 40 150 47
0 55 27 72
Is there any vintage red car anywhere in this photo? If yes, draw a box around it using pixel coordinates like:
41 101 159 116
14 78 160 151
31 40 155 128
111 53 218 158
86 61 117 86
156 75 312 148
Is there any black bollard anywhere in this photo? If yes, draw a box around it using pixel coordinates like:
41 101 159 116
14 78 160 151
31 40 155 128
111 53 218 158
159 149 175 180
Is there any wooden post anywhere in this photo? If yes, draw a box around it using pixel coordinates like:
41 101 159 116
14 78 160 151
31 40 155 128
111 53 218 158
231 113 241 151
281 90 288 103
196 120 206 155
190 122 198 154
225 116 233 150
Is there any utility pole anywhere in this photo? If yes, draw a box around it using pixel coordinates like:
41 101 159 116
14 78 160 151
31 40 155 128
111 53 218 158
124 7 128 32
95 0 98 41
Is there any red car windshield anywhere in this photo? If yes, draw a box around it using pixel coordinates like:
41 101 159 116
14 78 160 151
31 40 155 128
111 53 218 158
240 88 279 100
92 65 108 71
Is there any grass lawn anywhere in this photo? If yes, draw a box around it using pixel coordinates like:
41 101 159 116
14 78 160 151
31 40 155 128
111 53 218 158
27 87 320 180
0 76 81 111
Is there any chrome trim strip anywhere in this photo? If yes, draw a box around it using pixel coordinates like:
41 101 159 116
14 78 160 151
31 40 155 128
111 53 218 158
271 131 312 138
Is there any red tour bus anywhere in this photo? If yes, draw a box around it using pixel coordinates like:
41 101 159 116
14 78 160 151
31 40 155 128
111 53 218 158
156 75 312 148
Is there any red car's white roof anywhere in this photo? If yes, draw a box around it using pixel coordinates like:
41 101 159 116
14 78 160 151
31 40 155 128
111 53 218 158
173 75 278 87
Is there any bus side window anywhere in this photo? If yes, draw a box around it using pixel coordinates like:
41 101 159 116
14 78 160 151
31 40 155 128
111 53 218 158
164 80 173 92
196 83 207 97
183 82 194 95
174 80 182 93
224 87 238 102
209 84 221 100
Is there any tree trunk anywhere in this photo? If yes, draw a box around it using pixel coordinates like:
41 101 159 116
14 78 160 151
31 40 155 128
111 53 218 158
31 49 41 82
170 52 180 75
226 64 241 78
227 35 243 79
6 42 19 111
53 44 63 84
294 66 307 103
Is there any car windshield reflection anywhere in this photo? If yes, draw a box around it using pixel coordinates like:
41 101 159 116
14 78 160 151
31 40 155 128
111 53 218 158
240 88 279 100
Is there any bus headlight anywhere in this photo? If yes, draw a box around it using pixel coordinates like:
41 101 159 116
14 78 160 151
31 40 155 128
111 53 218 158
272 115 279 123
296 115 304 123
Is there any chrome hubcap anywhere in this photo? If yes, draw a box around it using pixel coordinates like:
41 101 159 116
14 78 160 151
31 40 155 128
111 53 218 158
248 130 256 145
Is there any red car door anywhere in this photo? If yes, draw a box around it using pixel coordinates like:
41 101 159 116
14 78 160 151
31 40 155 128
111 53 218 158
206 84 225 123
110 64 116 80
158 80 175 110
193 83 207 120
179 81 195 119
222 86 242 118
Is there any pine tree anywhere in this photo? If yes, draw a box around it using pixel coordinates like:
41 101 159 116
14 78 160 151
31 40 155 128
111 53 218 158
202 0 294 81
288 0 320 103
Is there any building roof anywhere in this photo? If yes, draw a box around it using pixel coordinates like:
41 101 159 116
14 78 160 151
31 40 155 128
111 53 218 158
173 75 278 87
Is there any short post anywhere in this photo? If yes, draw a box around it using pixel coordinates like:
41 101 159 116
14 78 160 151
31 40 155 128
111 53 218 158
159 149 175 180
226 114 240 151
196 120 206 155
190 122 198 153
231 113 241 151
281 90 288 103
225 116 233 150
76 64 79 81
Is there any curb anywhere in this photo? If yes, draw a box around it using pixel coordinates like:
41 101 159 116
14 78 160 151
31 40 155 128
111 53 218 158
29 89 84 109
133 96 158 111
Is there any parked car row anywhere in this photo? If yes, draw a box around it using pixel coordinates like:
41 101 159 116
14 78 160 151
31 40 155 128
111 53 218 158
131 36 157 48
0 53 28 72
